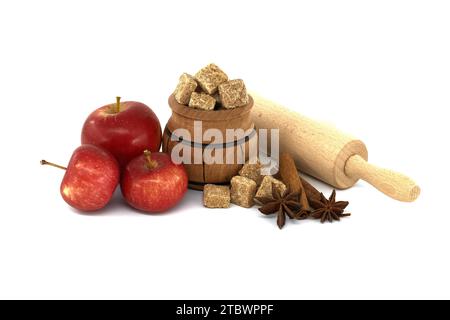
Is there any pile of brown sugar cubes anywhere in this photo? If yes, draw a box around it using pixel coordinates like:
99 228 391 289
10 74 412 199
203 161 288 209
173 64 249 110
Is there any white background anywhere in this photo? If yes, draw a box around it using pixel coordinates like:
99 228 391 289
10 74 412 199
0 0 449 300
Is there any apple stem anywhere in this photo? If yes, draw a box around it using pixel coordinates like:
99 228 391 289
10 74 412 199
116 96 121 113
40 160 67 170
144 150 158 169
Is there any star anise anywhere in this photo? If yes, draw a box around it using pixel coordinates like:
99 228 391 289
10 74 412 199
255 184 305 229
294 207 310 220
309 190 350 223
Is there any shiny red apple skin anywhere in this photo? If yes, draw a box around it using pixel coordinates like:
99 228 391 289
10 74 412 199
81 101 162 168
61 145 120 212
121 152 188 213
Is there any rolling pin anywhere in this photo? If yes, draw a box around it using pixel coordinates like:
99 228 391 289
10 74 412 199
250 93 420 202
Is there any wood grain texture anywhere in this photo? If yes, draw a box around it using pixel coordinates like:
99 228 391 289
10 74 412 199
251 93 420 202
163 95 255 190
346 155 420 202
250 92 367 189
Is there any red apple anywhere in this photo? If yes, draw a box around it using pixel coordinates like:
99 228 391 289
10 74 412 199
121 150 188 213
81 97 162 167
41 145 120 212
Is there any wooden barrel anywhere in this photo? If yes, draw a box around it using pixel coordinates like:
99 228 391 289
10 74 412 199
163 94 256 190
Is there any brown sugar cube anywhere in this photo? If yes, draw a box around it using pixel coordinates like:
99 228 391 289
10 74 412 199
239 160 262 186
255 176 287 199
230 176 257 208
218 79 249 109
195 63 228 95
174 73 198 105
203 184 230 208
188 92 216 110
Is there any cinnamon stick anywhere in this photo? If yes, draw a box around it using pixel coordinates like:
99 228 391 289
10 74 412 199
299 176 322 204
279 152 310 211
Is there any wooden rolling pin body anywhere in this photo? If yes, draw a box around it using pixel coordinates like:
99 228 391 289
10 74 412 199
250 93 420 202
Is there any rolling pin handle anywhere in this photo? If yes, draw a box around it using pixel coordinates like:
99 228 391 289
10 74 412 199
345 155 420 202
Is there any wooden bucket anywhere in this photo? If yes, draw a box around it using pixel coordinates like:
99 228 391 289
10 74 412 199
163 94 256 190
